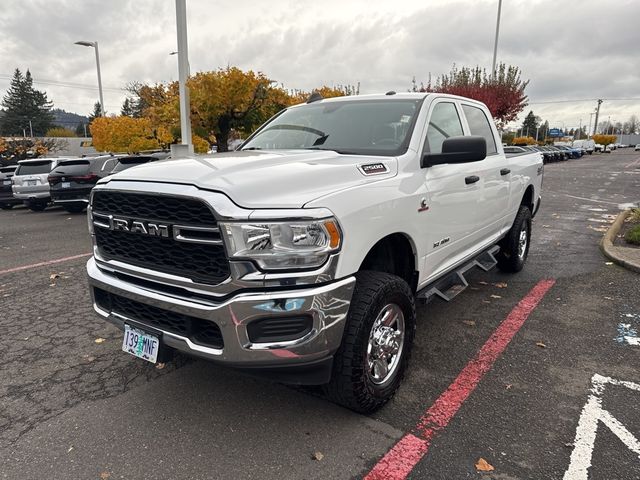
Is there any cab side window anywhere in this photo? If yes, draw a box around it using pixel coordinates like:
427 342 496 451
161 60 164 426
424 102 463 154
462 105 497 155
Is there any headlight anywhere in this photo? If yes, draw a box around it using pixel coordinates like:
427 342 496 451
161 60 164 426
220 218 342 270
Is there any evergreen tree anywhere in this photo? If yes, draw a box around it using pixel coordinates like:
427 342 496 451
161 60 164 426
88 101 102 123
538 120 549 141
121 98 135 117
0 68 54 136
521 110 539 138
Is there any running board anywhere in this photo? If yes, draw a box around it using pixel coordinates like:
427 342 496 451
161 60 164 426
416 245 500 304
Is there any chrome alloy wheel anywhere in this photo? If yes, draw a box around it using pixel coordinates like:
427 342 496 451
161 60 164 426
366 303 405 385
518 224 528 259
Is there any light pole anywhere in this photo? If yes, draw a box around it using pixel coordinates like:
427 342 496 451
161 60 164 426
173 0 193 155
491 0 503 81
75 41 104 117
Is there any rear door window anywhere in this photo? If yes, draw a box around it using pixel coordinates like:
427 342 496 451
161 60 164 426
424 102 464 154
461 105 498 155
15 161 53 175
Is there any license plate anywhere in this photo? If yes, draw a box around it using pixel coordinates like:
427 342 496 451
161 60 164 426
62 182 71 188
2 180 10 185
122 325 160 363
27 180 37 186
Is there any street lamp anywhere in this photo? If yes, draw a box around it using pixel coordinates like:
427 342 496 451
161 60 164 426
491 0 503 81
74 40 104 117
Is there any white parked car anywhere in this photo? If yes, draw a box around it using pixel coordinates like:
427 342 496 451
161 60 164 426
634 144 640 151
11 157 73 211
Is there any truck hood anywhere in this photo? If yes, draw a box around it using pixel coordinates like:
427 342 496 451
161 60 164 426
105 150 398 208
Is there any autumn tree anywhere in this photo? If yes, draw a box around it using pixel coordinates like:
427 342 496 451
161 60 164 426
592 134 617 147
1 68 54 136
91 116 165 153
187 67 279 152
420 63 529 128
512 136 537 145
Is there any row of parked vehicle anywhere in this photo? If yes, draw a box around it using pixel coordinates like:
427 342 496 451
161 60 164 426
0 152 169 212
503 144 585 163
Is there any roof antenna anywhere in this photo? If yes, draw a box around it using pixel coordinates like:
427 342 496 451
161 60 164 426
307 91 323 103
385 90 396 95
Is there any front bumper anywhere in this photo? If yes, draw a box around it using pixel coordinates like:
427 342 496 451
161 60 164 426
87 257 355 378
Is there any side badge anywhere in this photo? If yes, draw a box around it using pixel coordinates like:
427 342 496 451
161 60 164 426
359 163 388 175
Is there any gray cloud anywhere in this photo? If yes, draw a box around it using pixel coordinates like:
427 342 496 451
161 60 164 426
0 0 638 128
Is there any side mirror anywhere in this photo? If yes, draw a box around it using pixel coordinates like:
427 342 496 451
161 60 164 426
422 135 487 168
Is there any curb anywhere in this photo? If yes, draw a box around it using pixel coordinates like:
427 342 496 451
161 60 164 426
600 210 640 274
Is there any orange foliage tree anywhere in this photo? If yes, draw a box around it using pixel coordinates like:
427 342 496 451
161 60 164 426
511 136 537 145
90 116 164 153
592 134 617 147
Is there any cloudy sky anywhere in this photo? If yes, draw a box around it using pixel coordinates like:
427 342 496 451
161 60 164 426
1 0 639 132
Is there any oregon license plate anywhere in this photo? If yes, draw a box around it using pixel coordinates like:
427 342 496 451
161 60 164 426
122 325 160 363
2 180 10 185
62 182 70 188
27 180 37 186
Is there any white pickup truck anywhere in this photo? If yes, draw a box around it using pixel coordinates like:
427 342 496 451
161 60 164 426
87 92 543 412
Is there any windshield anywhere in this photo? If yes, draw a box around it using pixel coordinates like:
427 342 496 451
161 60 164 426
241 98 423 156
15 161 53 176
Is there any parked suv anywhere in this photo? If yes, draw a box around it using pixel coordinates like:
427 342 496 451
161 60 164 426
12 158 68 211
48 155 121 213
0 165 21 210
108 152 170 174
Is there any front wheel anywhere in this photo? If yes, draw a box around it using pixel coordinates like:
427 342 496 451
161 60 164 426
497 205 532 273
324 271 416 413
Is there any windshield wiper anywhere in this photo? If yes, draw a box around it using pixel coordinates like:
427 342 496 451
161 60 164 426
307 147 358 155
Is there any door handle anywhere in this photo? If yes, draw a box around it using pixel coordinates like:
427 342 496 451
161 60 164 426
500 168 511 175
465 175 480 185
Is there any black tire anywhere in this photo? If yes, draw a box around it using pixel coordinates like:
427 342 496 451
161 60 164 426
0 204 13 210
64 204 87 213
28 202 47 212
324 271 416 413
497 205 532 273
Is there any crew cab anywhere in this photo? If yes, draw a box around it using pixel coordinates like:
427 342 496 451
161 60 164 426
86 93 543 413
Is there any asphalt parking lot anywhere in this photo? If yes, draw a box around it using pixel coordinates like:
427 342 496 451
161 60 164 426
1 150 639 479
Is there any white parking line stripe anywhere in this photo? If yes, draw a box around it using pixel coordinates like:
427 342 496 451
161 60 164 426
563 374 640 480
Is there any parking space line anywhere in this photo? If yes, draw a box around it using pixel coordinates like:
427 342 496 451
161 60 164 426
563 374 640 480
0 252 92 275
365 278 556 480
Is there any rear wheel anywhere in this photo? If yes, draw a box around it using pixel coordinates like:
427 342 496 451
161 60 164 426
0 204 13 210
324 271 416 413
497 205 531 273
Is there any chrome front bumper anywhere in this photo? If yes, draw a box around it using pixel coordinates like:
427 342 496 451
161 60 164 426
87 257 355 369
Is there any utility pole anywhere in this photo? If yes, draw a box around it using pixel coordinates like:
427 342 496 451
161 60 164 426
588 112 594 138
29 120 33 137
172 0 193 156
593 99 602 135
491 0 503 81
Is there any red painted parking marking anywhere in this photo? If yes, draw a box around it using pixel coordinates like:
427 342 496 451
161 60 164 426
0 253 92 275
365 278 556 480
